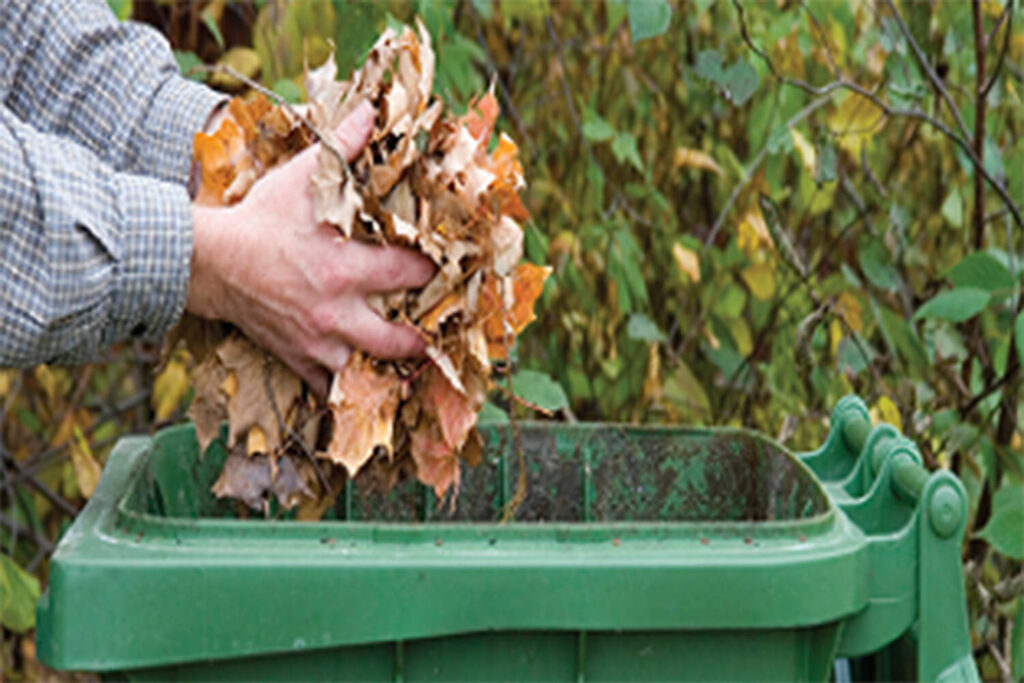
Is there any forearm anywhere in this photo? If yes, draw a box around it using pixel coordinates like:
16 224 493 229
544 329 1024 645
0 108 192 367
0 0 224 185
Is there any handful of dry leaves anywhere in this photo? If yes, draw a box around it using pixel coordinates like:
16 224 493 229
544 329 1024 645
181 21 548 515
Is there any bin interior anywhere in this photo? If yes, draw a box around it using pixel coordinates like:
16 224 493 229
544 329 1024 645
128 423 830 526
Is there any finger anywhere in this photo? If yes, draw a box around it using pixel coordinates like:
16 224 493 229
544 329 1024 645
333 100 376 161
281 100 376 182
340 304 426 359
340 241 436 292
297 362 333 402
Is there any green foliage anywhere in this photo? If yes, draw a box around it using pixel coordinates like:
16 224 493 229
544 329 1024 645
626 0 671 43
913 288 991 323
978 484 1024 560
510 370 569 413
1 553 39 633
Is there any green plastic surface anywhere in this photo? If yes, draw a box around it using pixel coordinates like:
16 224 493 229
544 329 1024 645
35 397 980 681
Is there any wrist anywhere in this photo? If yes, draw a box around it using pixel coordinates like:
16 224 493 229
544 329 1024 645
186 203 233 322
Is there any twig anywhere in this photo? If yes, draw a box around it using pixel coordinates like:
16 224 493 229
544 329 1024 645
973 0 988 250
883 0 971 141
800 0 840 79
731 0 1023 229
0 513 54 554
704 95 832 249
2 455 78 517
190 63 351 178
498 281 527 524
260 355 331 494
492 382 553 417
466 1 535 155
981 2 1013 100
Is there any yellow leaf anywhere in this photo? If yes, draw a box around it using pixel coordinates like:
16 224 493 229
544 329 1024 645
703 325 721 350
772 25 804 79
727 317 754 356
874 395 903 432
33 365 59 408
642 343 662 403
836 291 863 334
827 92 886 160
866 43 887 78
220 371 238 399
0 369 16 397
246 425 268 455
663 359 710 419
673 147 722 175
741 262 776 301
737 207 774 254
152 353 190 422
672 242 701 282
790 128 816 176
209 47 262 90
829 318 843 356
70 424 102 499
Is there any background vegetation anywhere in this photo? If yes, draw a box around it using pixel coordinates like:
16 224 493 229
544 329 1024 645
2 0 1022 678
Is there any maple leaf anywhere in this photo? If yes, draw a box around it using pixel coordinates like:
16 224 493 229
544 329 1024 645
323 353 403 476
184 20 549 511
480 262 552 360
216 334 303 455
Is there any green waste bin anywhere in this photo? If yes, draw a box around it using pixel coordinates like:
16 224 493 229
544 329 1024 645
35 396 980 681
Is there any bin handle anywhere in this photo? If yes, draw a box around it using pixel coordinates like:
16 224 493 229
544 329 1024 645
840 415 928 504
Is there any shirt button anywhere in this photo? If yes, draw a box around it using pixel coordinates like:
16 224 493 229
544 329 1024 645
131 323 147 337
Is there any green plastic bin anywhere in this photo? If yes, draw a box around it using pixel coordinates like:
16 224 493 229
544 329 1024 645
36 396 979 681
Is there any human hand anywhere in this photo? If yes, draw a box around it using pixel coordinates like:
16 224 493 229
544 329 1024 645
186 101 435 395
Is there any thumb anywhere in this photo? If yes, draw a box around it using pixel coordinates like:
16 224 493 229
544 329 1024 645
333 100 376 161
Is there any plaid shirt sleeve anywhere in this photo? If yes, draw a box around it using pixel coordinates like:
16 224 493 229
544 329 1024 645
0 0 227 367
0 108 193 367
0 0 224 185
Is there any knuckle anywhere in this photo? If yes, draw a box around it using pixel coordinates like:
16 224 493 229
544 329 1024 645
307 305 337 338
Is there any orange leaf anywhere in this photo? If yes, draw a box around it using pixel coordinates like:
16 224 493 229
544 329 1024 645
481 263 552 359
463 88 499 141
323 354 402 476
409 420 460 498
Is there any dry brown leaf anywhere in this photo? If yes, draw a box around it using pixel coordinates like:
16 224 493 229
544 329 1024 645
216 334 302 454
481 263 552 359
323 354 402 475
187 351 229 453
185 21 548 510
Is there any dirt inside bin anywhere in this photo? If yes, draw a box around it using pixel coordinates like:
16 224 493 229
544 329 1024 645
142 424 830 524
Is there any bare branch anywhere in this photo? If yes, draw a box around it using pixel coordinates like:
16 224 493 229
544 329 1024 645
981 2 1014 99
705 95 833 249
882 0 972 142
730 0 1023 229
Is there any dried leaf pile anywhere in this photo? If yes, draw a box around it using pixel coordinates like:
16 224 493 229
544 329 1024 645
182 22 549 515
